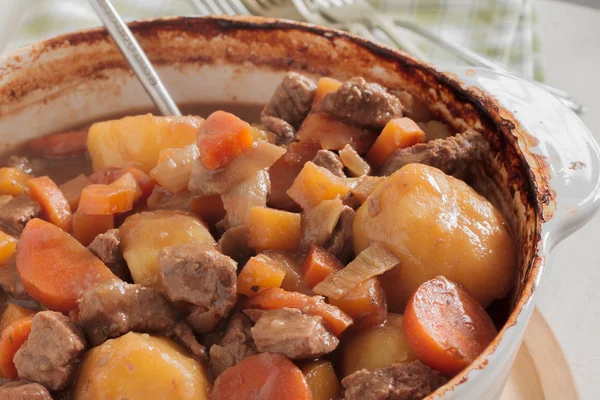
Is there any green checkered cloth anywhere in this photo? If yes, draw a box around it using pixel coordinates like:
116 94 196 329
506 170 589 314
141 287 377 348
0 0 543 81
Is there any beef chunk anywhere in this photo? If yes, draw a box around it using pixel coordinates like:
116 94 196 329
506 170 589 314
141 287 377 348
87 229 130 281
0 381 53 400
380 130 488 177
325 206 355 263
0 256 32 300
78 280 177 346
13 311 86 391
171 321 208 362
321 77 403 128
209 313 257 377
0 195 41 235
342 361 447 400
6 156 33 174
261 72 317 141
251 308 338 360
158 243 237 315
312 150 345 177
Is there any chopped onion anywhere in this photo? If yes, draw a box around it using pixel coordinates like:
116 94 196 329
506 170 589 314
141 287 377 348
300 199 345 250
221 170 270 229
150 144 199 193
313 242 400 300
339 144 371 177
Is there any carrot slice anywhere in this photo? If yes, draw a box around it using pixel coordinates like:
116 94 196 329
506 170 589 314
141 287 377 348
28 130 88 158
302 245 343 288
0 315 33 379
212 353 311 400
78 182 135 216
403 276 498 375
16 218 117 313
246 287 353 336
367 118 425 169
0 167 31 196
0 304 34 333
27 176 73 232
89 167 155 200
0 231 17 265
72 211 115 246
197 111 254 170
238 254 286 297
312 77 342 109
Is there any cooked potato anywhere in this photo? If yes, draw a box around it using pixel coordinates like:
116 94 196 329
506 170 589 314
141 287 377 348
301 359 341 400
73 332 211 399
88 114 202 173
120 210 215 290
353 163 516 312
341 313 417 377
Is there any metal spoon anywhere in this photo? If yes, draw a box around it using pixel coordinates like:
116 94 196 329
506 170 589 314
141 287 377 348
87 0 181 116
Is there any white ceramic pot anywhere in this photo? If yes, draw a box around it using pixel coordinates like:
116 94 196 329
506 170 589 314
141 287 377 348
0 16 597 399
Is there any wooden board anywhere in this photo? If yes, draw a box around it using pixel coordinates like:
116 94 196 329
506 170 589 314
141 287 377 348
500 308 579 399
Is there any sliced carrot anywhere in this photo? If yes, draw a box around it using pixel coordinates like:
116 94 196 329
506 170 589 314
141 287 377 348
72 211 114 246
0 315 33 379
246 287 353 336
212 353 311 400
16 218 117 313
0 231 17 265
0 167 31 196
238 254 286 297
247 207 302 252
111 172 142 203
59 174 92 211
28 130 88 158
197 111 254 170
89 167 155 200
403 276 498 375
302 245 343 288
312 77 342 109
0 304 34 333
189 195 226 225
367 117 425 169
27 176 73 232
78 183 134 215
329 277 388 331
287 162 351 210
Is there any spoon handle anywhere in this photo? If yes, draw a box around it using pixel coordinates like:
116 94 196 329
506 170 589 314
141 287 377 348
87 0 181 116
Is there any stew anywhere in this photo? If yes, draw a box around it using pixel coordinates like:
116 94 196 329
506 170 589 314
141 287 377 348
0 72 516 400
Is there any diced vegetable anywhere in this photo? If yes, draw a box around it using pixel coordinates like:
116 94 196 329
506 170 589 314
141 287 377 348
78 173 141 216
28 130 88 158
301 359 341 400
403 276 497 375
157 148 180 164
366 117 425 169
221 171 270 229
111 172 142 202
27 176 73 232
16 218 116 312
212 353 310 400
189 141 285 196
190 195 226 225
73 332 211 400
341 313 417 377
339 144 371 176
0 315 33 379
238 254 286 297
299 199 345 249
0 167 31 196
246 288 353 336
287 162 351 209
0 231 17 265
248 207 301 252
59 174 92 211
248 126 276 143
197 111 254 170
120 211 215 290
0 304 34 333
269 142 320 211
312 77 342 108
150 144 200 193
313 243 400 300
302 245 343 288
89 167 155 200
329 277 387 331
88 114 202 173
265 251 314 296
72 211 114 246
296 113 374 154
349 176 386 204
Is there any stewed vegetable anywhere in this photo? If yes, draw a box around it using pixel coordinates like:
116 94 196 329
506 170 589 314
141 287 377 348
0 72 516 400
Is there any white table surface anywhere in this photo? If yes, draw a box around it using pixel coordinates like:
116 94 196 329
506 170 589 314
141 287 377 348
535 1 600 399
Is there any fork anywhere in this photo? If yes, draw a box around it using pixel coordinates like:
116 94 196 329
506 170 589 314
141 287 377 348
313 0 584 114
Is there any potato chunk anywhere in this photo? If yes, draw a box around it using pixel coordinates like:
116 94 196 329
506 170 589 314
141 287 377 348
73 332 210 399
353 163 516 311
120 211 215 290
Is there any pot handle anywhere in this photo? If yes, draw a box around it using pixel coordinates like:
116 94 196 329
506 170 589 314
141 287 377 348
446 67 600 252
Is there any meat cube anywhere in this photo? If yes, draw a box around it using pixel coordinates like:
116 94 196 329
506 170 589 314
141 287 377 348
158 243 237 315
342 361 447 400
87 229 131 281
251 308 338 360
209 313 257 377
6 156 33 174
0 195 41 235
312 150 345 177
78 280 177 345
325 206 355 263
380 130 488 177
321 77 404 128
261 72 317 141
13 311 86 391
0 381 52 400
171 321 207 362
0 256 32 300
